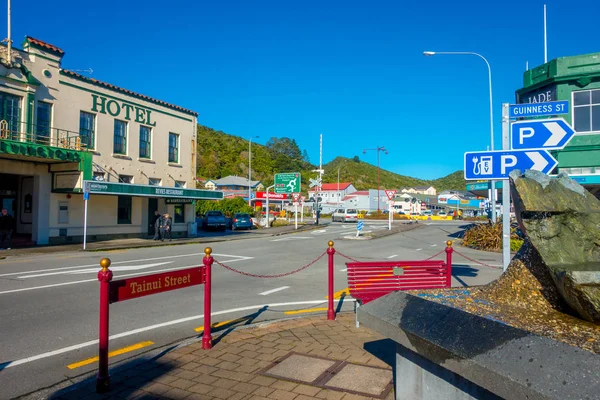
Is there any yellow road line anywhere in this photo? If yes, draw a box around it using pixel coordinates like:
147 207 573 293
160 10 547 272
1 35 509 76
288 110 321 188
325 288 350 300
67 341 154 370
284 307 328 315
194 317 250 333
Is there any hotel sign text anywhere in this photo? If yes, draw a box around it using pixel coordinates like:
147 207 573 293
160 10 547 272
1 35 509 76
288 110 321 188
91 94 157 126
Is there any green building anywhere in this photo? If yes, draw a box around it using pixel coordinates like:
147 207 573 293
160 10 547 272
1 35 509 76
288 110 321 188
516 51 600 198
467 52 600 201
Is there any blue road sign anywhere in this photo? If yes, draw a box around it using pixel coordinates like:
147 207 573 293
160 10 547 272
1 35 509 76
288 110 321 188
357 221 364 231
509 101 569 118
83 192 90 201
464 150 557 180
511 118 575 150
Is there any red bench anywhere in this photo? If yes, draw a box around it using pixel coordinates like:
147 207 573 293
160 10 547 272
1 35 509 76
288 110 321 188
346 242 453 326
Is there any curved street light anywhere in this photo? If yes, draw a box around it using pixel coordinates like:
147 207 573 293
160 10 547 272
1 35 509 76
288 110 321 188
423 50 497 222
248 136 259 206
363 146 388 211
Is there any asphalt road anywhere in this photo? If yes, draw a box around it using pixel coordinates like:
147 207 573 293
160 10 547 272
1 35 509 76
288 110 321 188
0 221 503 399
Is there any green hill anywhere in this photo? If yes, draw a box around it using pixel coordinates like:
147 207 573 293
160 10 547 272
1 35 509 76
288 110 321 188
195 124 466 192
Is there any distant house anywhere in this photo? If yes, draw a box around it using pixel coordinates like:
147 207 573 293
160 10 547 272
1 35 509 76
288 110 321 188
308 182 357 205
204 176 264 198
400 186 437 196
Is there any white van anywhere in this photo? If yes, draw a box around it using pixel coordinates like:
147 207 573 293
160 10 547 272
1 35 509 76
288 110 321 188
332 208 359 222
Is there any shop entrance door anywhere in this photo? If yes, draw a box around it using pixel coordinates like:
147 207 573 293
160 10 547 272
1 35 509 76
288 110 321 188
147 198 158 235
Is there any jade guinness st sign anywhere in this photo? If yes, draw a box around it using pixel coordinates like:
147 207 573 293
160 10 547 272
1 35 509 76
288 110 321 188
85 181 223 200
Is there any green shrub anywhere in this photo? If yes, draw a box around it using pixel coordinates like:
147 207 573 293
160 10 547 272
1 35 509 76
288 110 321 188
195 197 253 217
272 219 289 227
510 239 524 252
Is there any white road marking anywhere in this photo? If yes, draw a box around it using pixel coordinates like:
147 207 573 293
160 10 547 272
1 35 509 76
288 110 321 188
271 237 313 242
431 244 438 247
19 262 174 279
415 248 422 251
0 257 252 296
386 255 398 259
339 268 347 272
0 299 356 370
310 230 327 235
0 252 243 277
259 286 290 296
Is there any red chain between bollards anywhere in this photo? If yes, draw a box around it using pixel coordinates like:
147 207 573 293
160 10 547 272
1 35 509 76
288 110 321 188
327 241 336 321
96 258 113 394
202 247 214 350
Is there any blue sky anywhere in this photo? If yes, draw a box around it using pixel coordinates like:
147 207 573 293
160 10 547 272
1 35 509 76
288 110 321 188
10 0 599 179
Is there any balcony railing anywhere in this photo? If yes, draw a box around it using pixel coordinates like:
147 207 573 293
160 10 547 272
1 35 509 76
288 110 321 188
0 120 88 151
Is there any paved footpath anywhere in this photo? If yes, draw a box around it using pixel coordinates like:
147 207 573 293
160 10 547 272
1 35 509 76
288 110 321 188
45 313 394 400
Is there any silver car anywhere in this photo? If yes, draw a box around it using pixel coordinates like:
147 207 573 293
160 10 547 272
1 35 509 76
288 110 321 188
332 208 358 223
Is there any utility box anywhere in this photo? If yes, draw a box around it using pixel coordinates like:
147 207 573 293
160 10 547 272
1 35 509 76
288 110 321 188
187 222 197 237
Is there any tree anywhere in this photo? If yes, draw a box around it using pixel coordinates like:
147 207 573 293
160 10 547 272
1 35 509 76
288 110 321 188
353 155 360 163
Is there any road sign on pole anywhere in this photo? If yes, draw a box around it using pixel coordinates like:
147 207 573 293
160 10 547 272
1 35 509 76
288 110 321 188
464 149 557 180
292 193 301 202
511 118 575 150
275 173 301 193
308 177 321 188
509 100 569 118
385 190 396 200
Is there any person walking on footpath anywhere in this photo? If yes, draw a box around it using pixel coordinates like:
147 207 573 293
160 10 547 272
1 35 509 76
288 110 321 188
162 213 172 241
152 210 161 240
0 208 14 250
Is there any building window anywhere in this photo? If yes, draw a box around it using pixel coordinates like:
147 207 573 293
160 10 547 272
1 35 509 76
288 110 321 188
35 101 52 142
79 111 95 150
139 126 151 158
114 120 128 154
573 89 600 133
0 92 21 139
149 178 161 186
168 133 179 163
93 171 105 181
174 204 185 223
118 175 133 184
117 196 132 224
174 180 186 188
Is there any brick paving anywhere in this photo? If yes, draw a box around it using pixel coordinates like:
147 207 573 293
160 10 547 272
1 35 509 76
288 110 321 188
50 313 394 400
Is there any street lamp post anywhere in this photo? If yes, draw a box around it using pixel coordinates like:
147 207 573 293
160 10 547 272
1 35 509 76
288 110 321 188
337 160 346 205
248 136 259 206
363 146 388 211
423 51 497 223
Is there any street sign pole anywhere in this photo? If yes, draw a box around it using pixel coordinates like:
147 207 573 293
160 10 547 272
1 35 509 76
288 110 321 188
502 103 511 272
295 203 298 230
388 201 392 230
265 184 274 229
83 182 91 250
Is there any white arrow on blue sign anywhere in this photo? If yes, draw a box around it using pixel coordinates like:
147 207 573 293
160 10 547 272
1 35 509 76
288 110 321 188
511 118 575 150
357 221 364 231
464 150 557 180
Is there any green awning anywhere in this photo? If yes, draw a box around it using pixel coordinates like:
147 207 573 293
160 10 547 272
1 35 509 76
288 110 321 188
84 180 223 200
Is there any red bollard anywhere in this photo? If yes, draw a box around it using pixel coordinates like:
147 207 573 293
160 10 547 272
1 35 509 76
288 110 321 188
202 247 213 350
96 258 113 393
445 240 453 287
327 240 336 321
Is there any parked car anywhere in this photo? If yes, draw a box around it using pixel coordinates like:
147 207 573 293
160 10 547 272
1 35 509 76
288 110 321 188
332 208 359 222
202 210 228 231
437 211 447 217
232 213 253 230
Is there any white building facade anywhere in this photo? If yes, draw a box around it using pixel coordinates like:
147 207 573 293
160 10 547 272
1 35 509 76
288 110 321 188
0 36 220 245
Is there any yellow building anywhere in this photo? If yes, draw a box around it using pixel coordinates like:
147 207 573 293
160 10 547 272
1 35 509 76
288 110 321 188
0 36 221 245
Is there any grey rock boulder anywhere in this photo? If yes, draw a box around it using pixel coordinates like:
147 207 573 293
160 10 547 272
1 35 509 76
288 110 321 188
510 170 600 322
